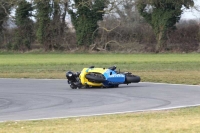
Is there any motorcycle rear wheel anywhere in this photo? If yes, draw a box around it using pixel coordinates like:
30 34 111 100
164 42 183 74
125 75 141 83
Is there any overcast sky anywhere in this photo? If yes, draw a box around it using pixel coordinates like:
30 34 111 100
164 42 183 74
11 0 200 21
181 0 200 19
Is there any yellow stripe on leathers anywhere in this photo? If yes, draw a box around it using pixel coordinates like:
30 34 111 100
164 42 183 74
79 68 107 87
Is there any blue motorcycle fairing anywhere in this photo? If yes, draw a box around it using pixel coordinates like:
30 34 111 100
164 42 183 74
103 69 125 84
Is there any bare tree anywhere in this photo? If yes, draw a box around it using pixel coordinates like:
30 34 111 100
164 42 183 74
0 0 14 47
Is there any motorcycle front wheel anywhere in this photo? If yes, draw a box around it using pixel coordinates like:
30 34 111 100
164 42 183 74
85 73 106 83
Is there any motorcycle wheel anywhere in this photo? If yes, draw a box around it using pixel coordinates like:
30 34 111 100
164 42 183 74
70 84 77 89
86 73 106 83
125 75 141 83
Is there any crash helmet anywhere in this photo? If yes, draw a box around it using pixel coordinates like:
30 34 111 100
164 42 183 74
66 71 73 78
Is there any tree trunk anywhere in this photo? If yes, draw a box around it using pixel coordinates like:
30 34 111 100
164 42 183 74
156 30 167 53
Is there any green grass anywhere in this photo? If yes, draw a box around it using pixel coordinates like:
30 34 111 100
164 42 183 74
0 53 199 84
1 53 199 66
0 107 200 133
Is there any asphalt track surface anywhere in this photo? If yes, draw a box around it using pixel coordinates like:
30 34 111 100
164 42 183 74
0 78 200 122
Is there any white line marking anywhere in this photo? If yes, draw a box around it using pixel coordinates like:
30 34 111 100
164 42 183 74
1 104 200 123
0 78 199 86
142 82 199 87
0 78 66 81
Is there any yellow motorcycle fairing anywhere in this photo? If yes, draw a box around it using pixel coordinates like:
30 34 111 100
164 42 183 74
79 68 107 87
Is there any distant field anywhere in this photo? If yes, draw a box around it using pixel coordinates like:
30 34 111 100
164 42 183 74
0 53 199 84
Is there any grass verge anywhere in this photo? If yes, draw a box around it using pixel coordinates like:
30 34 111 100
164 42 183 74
0 107 200 133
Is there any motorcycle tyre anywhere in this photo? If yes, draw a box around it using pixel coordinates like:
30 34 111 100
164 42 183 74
85 74 106 83
125 75 141 83
70 84 77 89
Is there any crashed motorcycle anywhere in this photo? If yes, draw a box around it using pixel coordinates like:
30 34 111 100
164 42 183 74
66 66 141 89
